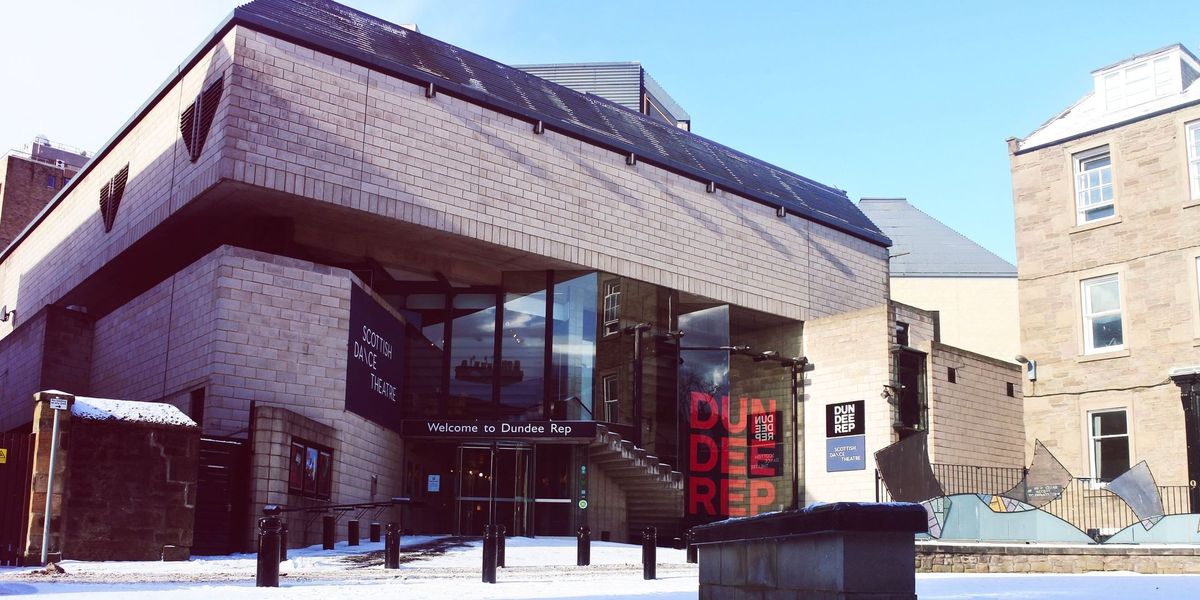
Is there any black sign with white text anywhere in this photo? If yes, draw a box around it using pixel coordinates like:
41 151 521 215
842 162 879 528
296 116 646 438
345 282 405 432
826 400 864 438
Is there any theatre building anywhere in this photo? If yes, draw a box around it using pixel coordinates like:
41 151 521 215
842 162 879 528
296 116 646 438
0 0 1020 552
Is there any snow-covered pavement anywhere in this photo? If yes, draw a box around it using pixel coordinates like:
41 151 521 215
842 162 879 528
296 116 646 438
1 536 1198 598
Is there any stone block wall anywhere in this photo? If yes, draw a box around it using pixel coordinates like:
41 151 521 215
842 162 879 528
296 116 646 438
62 419 199 560
24 392 199 562
927 342 1024 467
917 542 1200 574
0 306 94 431
802 305 892 502
0 30 235 334
226 26 888 323
585 460 628 543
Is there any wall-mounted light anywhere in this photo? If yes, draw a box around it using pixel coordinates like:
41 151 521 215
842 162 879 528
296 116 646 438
0 305 13 323
1015 355 1037 382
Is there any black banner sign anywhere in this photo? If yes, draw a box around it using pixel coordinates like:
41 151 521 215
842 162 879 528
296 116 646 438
826 400 864 438
401 420 598 439
345 282 405 431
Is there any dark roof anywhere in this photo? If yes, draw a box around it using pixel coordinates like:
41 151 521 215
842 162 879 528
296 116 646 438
231 0 888 246
857 198 1015 277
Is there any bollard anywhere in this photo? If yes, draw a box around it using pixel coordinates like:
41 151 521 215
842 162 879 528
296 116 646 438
642 526 657 580
370 522 382 543
685 529 697 564
322 515 335 550
481 524 497 584
577 525 591 566
256 505 282 588
384 522 400 569
348 519 360 547
496 524 506 568
279 522 289 562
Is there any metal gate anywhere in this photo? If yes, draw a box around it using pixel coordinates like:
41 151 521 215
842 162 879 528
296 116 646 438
192 436 249 555
0 432 34 566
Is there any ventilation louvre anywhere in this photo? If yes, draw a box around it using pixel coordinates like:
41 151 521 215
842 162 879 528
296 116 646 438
99 164 130 233
180 75 224 162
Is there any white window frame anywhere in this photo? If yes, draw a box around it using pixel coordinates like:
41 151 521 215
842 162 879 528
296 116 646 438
1088 408 1130 483
602 374 619 422
1074 147 1115 224
602 281 621 336
1187 121 1200 201
1081 274 1124 354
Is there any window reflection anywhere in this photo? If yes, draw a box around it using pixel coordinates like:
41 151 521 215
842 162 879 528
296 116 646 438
449 294 499 418
551 273 597 420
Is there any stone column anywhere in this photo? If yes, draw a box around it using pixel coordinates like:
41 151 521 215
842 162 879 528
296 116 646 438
24 390 74 563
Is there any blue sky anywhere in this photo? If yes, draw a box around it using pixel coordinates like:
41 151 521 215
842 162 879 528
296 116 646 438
3 1 1199 263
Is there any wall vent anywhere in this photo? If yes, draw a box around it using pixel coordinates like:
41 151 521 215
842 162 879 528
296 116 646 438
99 164 130 232
180 75 224 162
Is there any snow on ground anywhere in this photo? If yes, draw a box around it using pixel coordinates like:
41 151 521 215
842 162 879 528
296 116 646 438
1 536 1198 599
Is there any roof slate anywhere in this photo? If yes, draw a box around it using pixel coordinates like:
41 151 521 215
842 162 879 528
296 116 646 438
857 198 1015 278
232 0 887 245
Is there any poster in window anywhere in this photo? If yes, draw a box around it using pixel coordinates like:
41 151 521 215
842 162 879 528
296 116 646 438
748 410 782 478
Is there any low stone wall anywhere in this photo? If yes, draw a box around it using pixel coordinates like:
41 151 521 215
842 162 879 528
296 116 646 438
918 542 1200 574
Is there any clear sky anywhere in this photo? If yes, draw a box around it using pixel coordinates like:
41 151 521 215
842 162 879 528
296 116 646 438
3 1 1199 263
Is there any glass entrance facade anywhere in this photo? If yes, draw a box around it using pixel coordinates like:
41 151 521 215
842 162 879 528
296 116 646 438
383 269 801 534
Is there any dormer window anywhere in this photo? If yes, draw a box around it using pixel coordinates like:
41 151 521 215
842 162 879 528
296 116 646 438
1101 52 1189 112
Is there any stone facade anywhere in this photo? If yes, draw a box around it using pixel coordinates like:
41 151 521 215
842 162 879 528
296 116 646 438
1010 90 1200 485
802 301 1023 503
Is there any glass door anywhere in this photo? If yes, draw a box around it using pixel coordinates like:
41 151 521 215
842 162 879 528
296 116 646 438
456 445 531 536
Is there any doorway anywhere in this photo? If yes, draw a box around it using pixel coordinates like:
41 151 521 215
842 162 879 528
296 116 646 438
457 444 532 535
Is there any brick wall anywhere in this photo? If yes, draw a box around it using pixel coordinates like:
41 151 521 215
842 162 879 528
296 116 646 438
0 155 78 249
918 542 1200 574
1011 103 1200 484
927 342 1024 467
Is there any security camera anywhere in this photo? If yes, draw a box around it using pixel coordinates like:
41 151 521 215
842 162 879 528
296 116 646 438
1014 355 1028 364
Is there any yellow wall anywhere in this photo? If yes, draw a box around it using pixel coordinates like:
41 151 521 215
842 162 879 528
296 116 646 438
889 277 1019 361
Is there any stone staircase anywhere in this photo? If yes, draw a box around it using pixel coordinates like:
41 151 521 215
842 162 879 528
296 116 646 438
588 424 684 542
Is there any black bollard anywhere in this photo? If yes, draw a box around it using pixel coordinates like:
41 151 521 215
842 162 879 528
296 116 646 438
685 529 697 564
370 522 382 543
384 522 400 569
577 525 591 566
348 519 360 547
496 524 506 568
279 522 289 562
256 505 282 588
322 515 335 550
642 526 657 580
481 524 497 583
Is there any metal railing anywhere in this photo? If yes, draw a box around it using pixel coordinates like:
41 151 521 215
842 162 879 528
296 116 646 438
876 463 1195 535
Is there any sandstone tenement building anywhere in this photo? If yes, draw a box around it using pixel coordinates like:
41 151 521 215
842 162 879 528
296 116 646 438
1009 43 1200 509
